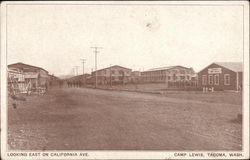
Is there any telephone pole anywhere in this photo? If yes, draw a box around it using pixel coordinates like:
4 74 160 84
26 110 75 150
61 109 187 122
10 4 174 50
80 59 86 75
80 59 86 86
74 66 79 76
91 47 102 88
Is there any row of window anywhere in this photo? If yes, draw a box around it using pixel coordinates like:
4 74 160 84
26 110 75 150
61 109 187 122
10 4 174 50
142 75 191 80
202 74 230 85
97 70 129 75
142 71 192 76
99 76 127 81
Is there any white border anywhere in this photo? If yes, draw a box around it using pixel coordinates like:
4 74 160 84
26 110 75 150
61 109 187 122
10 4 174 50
1 1 249 159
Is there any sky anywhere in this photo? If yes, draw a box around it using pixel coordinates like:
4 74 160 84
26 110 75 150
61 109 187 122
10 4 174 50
7 3 244 76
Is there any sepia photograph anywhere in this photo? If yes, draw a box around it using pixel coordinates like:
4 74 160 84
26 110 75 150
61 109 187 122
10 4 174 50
1 1 249 159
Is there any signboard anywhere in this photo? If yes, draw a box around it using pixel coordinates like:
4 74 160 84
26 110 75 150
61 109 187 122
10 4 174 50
208 68 222 74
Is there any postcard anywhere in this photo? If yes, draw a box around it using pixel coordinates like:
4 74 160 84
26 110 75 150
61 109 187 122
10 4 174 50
1 1 249 159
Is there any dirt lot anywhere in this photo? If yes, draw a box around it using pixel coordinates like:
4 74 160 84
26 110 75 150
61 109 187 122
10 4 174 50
7 88 242 150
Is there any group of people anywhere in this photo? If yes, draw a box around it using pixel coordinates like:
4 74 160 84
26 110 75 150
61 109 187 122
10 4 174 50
67 81 84 88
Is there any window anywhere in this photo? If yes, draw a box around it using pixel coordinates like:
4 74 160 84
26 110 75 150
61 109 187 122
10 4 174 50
202 75 207 85
173 74 176 80
180 70 185 74
224 74 230 85
119 70 123 75
111 70 115 74
208 75 213 85
214 75 219 85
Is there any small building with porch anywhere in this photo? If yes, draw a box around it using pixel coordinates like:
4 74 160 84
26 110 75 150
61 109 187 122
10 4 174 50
197 62 243 91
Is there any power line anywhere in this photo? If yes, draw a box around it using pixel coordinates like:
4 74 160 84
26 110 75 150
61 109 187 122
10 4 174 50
91 47 102 88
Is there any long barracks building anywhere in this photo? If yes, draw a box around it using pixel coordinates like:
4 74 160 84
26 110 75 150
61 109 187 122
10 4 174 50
91 65 132 85
141 66 196 87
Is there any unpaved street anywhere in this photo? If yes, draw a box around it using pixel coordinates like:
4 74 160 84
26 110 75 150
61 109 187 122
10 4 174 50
8 88 242 150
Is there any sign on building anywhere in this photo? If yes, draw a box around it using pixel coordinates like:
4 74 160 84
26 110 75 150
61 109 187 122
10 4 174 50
208 68 222 74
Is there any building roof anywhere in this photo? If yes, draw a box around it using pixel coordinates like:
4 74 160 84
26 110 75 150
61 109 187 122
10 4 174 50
8 62 48 73
214 62 243 72
146 65 192 72
92 65 132 73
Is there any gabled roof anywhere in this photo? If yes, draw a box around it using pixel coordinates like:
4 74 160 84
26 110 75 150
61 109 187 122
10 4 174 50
8 62 48 73
214 62 243 72
92 65 132 73
146 65 192 72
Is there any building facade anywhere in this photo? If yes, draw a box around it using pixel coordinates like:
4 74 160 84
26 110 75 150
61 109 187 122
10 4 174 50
8 68 26 94
198 62 243 91
130 71 142 83
91 65 132 85
67 74 91 86
8 62 50 88
141 66 196 87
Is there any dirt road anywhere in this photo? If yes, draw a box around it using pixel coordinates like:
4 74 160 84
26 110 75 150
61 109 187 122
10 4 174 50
8 88 242 150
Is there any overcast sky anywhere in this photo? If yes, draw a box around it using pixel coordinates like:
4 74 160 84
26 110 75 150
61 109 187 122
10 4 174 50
7 4 243 76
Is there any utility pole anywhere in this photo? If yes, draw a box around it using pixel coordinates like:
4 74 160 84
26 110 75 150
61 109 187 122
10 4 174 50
75 66 79 76
91 47 102 88
80 59 86 86
80 59 86 75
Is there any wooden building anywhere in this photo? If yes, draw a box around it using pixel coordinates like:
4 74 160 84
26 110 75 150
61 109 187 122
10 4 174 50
91 65 132 85
67 74 91 87
8 62 50 88
7 68 26 94
198 62 243 91
141 66 196 87
130 71 142 83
